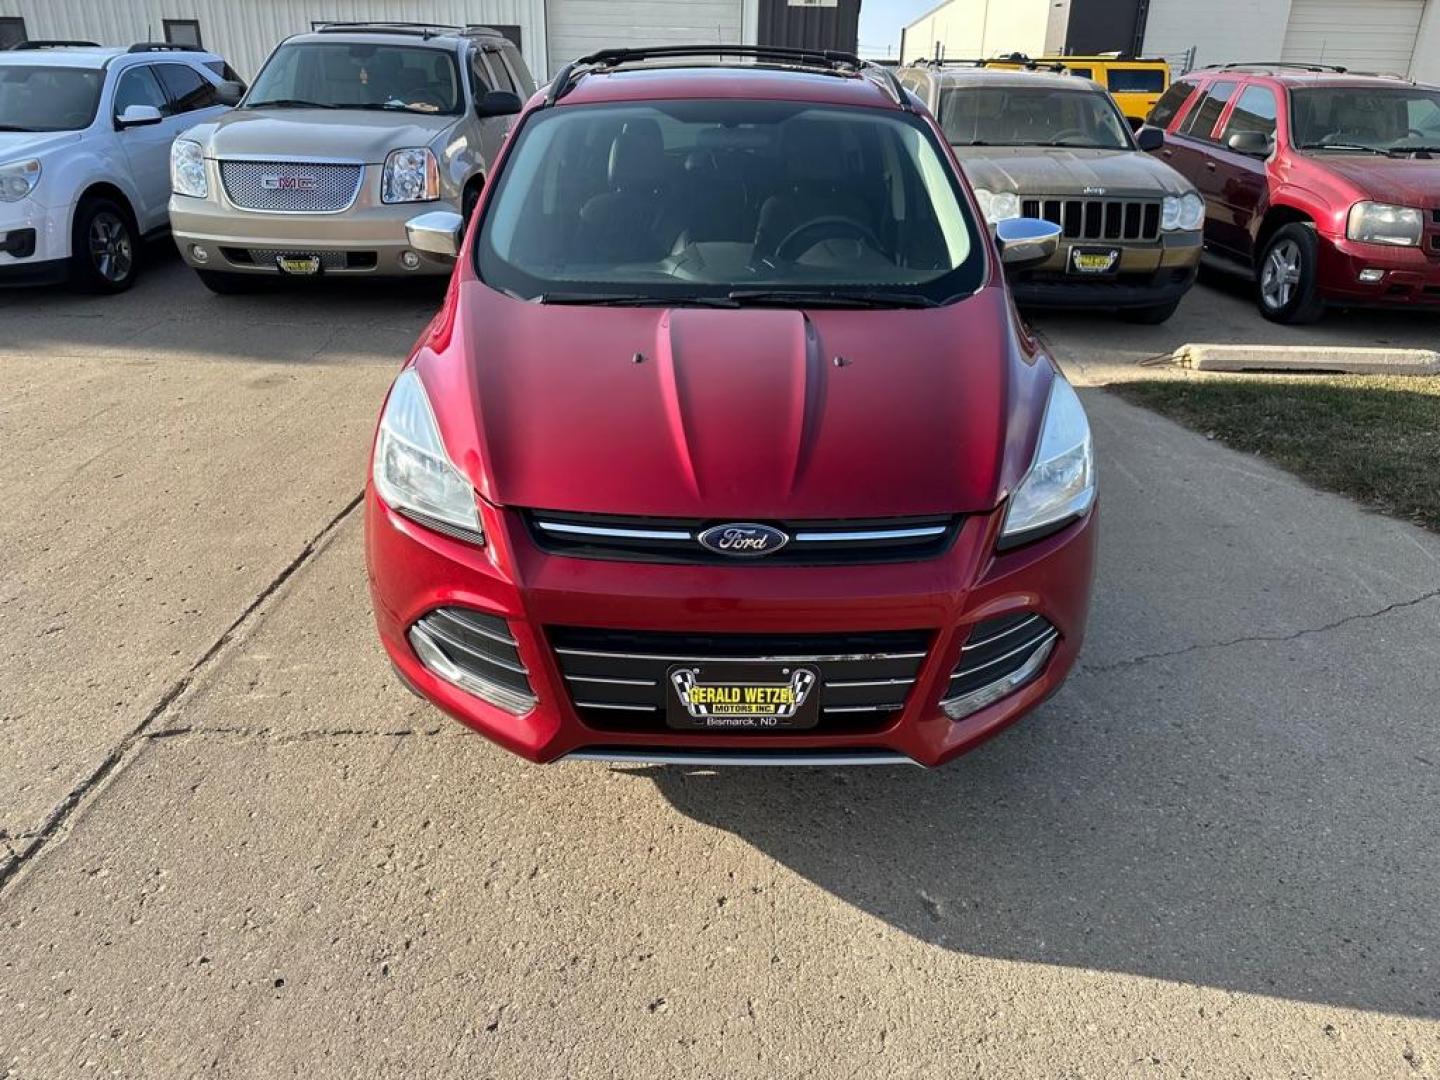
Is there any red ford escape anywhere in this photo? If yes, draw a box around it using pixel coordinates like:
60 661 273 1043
364 46 1097 767
1143 63 1440 323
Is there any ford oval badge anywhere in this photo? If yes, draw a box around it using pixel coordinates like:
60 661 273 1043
697 523 790 557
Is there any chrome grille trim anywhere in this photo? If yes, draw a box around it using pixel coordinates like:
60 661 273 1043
949 630 1058 681
420 620 529 676
219 159 365 214
563 749 920 767
961 614 1044 652
553 646 928 663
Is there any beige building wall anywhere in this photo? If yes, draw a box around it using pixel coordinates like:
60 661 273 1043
900 0 1051 64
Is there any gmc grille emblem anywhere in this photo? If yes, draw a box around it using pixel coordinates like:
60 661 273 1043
260 175 319 191
697 523 790 557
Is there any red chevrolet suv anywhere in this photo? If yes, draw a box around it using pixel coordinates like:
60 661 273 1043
364 46 1096 768
1142 63 1440 323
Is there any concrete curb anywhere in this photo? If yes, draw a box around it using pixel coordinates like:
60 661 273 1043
1175 343 1440 376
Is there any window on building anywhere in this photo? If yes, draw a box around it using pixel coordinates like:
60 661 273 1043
1147 81 1195 128
1221 85 1278 142
163 19 204 49
490 25 523 50
1182 80 1236 140
156 62 219 112
0 16 26 50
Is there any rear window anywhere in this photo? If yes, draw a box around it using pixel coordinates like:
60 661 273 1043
1147 81 1195 128
1182 80 1236 139
1106 67 1167 94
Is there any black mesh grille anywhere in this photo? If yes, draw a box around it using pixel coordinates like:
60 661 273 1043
1023 197 1161 241
945 612 1057 700
549 626 931 733
412 607 533 696
526 511 958 565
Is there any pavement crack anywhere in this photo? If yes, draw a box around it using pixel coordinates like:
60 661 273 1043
145 725 448 744
1083 584 1440 675
0 492 364 898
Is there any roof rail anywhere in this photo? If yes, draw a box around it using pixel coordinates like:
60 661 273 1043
460 24 509 38
314 21 463 38
1203 61 1348 73
918 56 1068 73
7 39 101 51
544 44 911 111
126 42 203 53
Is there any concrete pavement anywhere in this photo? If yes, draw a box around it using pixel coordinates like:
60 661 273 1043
3 261 1439 1078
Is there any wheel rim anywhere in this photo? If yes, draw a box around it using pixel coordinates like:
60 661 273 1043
89 211 134 283
1261 238 1302 310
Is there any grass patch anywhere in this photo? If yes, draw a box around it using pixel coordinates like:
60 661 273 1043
1111 374 1440 532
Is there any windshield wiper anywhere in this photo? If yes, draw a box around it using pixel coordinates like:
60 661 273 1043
1297 141 1392 155
535 292 739 308
0 124 35 132
331 101 444 113
726 289 939 309
244 98 339 110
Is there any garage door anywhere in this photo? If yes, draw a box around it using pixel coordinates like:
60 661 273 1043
1281 0 1425 75
546 0 744 76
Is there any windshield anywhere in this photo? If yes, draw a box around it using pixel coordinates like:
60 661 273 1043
1292 86 1440 153
475 100 984 306
0 65 102 132
245 42 461 114
941 86 1132 149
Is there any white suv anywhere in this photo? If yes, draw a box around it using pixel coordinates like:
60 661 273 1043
0 40 242 292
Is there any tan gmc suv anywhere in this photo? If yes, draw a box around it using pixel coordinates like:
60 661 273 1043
168 22 533 292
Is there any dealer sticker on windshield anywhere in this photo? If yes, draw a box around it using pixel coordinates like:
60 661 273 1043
666 663 821 731
1069 247 1121 275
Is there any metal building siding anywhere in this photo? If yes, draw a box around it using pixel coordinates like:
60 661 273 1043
544 0 744 73
1281 0 1425 73
0 0 548 83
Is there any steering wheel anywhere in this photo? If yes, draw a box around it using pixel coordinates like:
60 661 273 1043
1048 127 1088 143
774 216 883 263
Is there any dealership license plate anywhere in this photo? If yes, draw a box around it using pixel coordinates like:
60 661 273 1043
665 663 821 731
1069 247 1121 275
275 254 322 275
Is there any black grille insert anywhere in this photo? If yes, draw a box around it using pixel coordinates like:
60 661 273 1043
1023 197 1161 241
945 612 1057 703
549 626 931 733
526 510 959 565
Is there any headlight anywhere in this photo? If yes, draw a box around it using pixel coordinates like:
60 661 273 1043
382 147 440 204
0 158 41 202
1162 192 1204 232
372 367 484 543
1000 375 1095 548
1347 201 1423 247
170 140 207 198
973 188 1021 224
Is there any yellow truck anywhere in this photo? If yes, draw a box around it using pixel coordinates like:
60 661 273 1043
983 54 1172 122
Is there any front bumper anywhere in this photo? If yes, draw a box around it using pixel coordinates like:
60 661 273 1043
365 489 1097 768
1316 233 1440 308
0 194 72 285
169 172 457 278
1011 230 1201 310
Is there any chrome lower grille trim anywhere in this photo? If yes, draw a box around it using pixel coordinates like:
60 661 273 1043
563 748 920 767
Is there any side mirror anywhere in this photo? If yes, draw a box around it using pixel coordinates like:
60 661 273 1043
1135 126 1165 152
407 210 466 261
476 90 522 118
1227 130 1273 157
216 80 245 107
995 217 1062 273
115 104 164 130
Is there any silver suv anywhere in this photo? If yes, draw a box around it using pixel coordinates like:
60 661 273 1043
168 22 533 292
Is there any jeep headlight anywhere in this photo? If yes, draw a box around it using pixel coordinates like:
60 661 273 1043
1162 192 1204 231
973 188 1021 224
0 158 41 202
1000 375 1095 548
1347 201 1423 247
170 140 207 198
372 367 484 543
382 147 440 204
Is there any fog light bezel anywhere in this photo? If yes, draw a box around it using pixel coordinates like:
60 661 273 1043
1358 268 1385 284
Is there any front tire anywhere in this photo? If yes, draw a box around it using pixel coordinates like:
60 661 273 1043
1257 223 1325 324
68 198 139 294
1121 299 1181 324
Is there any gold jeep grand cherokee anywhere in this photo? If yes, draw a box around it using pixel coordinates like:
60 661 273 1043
168 21 533 292
900 63 1203 323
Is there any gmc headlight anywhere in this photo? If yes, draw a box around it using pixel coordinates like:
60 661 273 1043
373 367 484 543
382 147 440 204
0 158 41 202
1347 201 1423 247
973 188 1021 224
1162 192 1204 232
170 140 207 198
1000 375 1095 548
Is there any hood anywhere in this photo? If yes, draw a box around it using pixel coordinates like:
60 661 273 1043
420 285 1026 520
0 130 82 162
1310 153 1440 208
201 108 456 162
956 146 1194 197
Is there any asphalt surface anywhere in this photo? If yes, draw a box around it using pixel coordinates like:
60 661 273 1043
2 255 1439 1078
